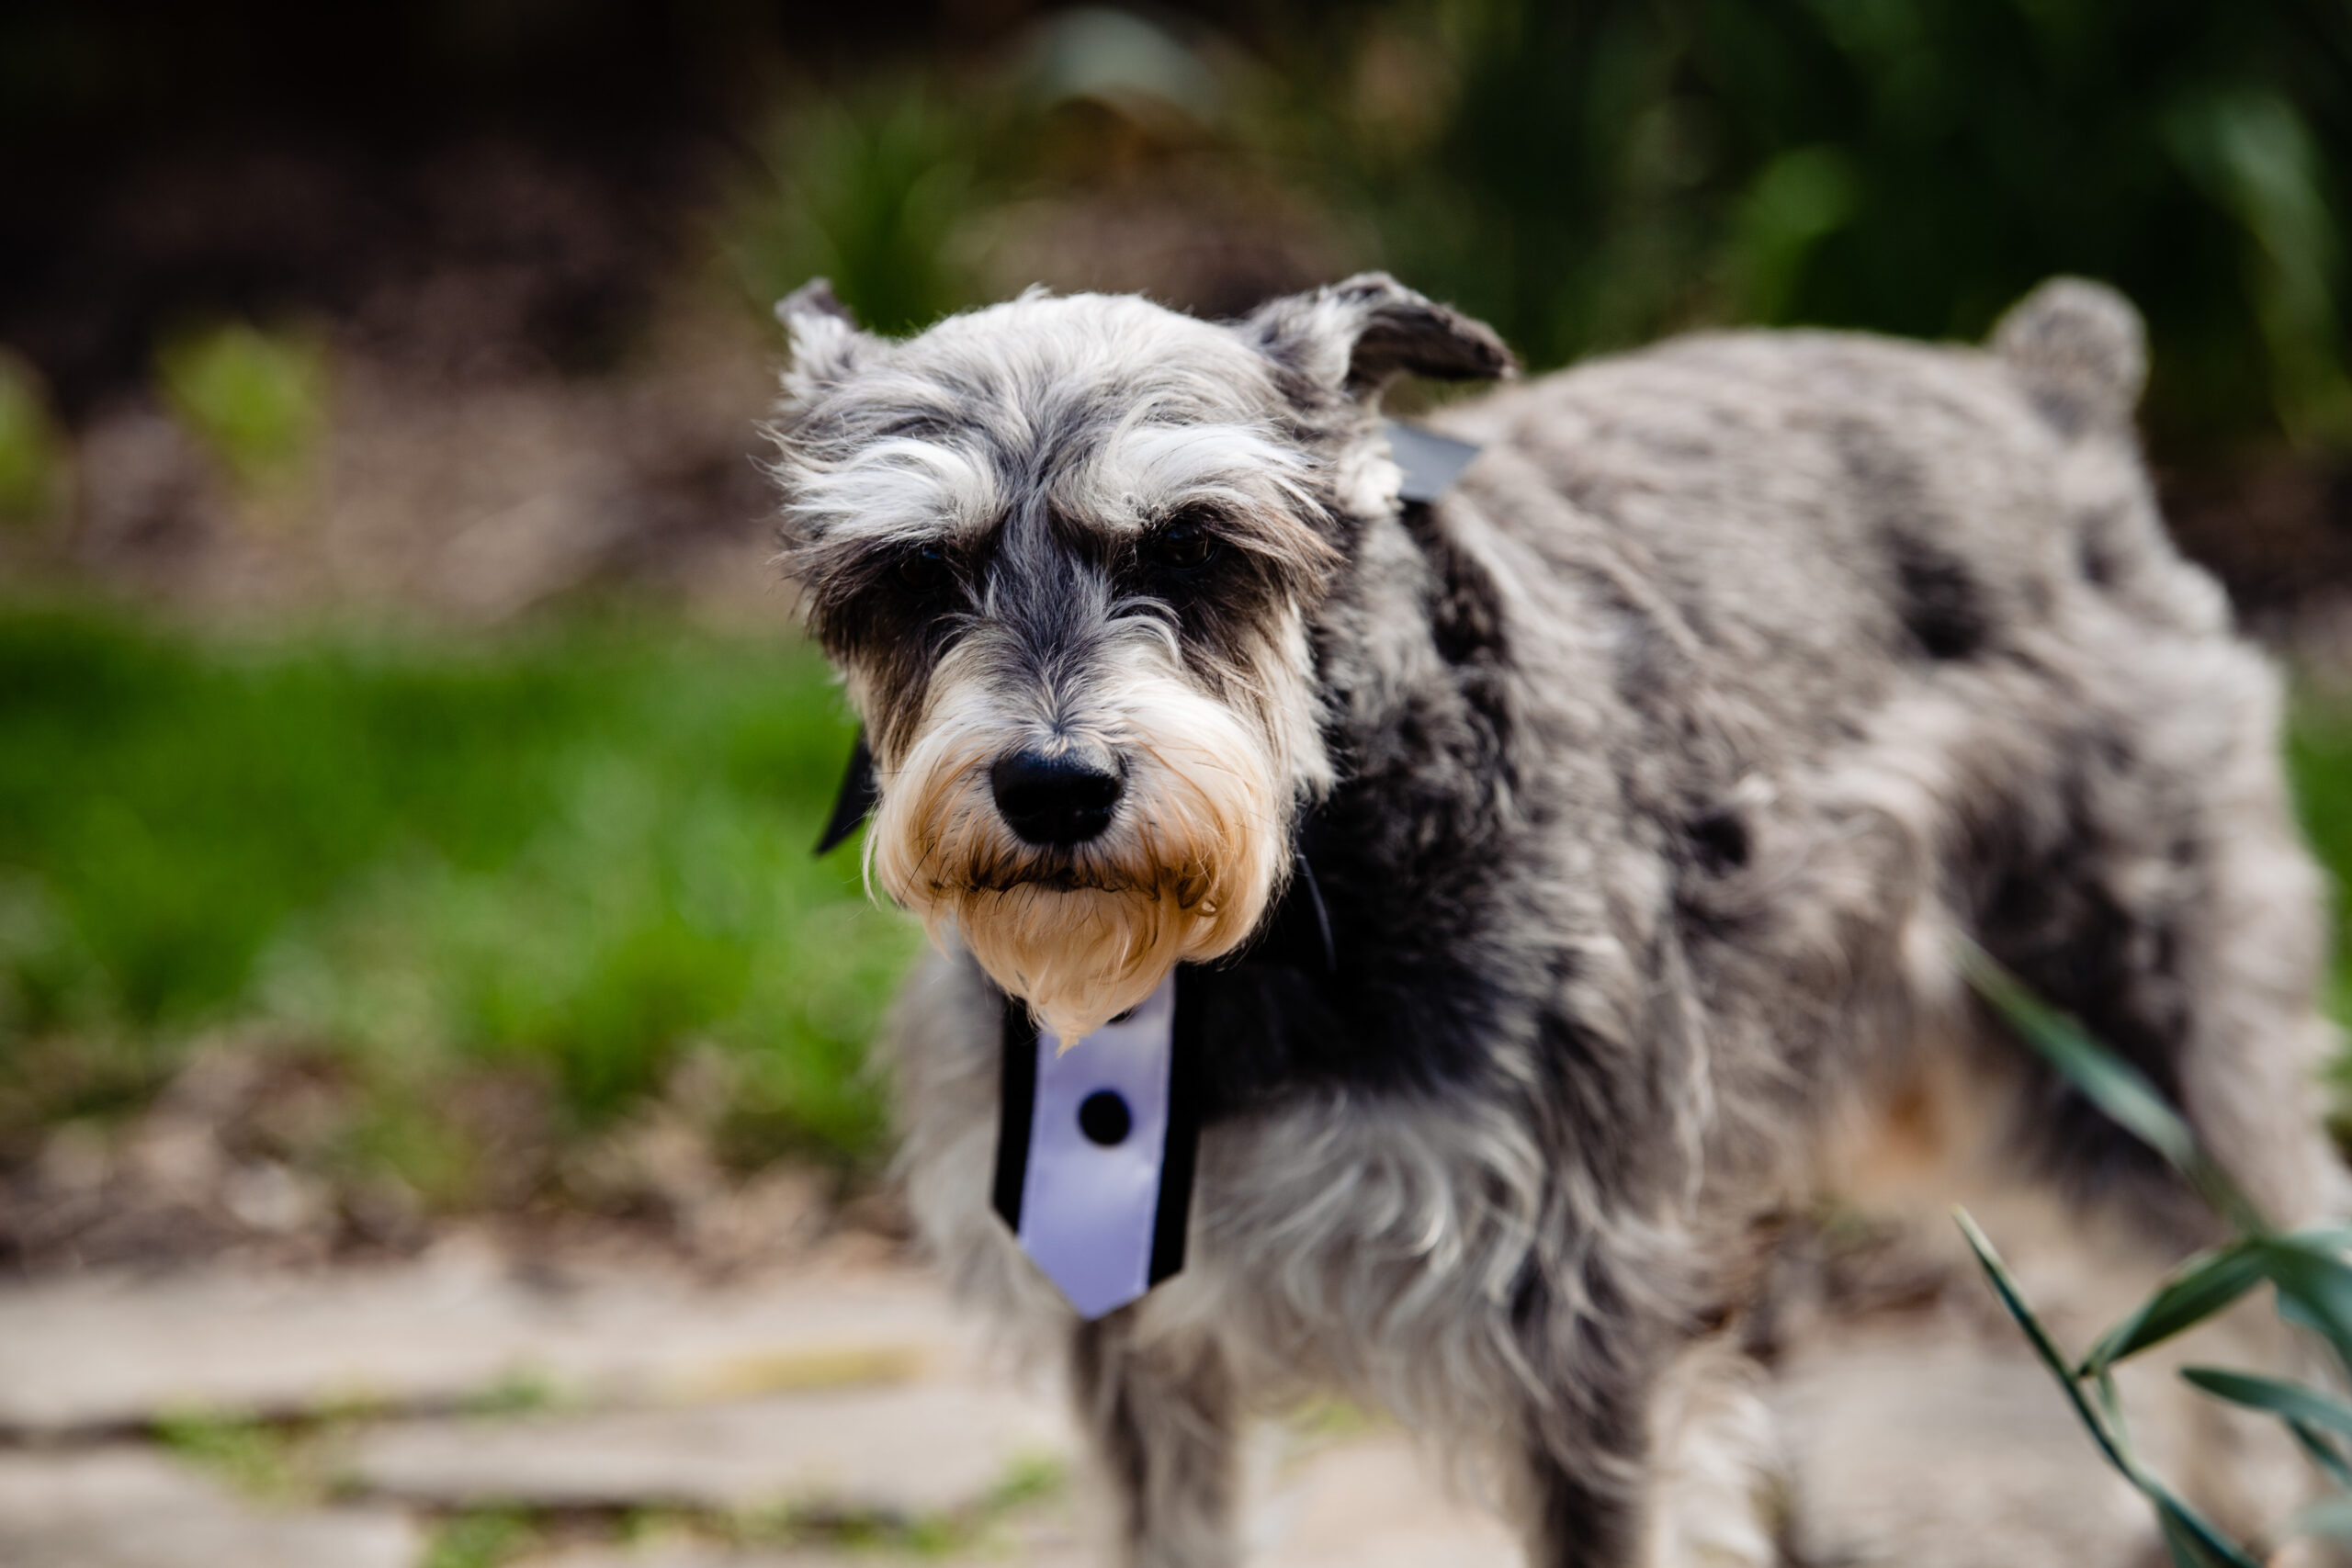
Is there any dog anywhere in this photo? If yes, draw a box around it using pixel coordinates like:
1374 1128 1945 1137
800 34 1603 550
763 271 2343 1567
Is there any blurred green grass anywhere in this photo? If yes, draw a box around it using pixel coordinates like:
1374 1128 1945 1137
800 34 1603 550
2290 711 2352 1029
0 603 921 1192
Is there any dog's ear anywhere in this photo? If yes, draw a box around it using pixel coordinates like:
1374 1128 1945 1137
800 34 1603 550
1242 273 1515 398
775 278 876 400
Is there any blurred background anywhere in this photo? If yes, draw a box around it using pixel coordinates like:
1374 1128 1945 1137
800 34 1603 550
3 3 2352 1562
15 0 2352 1264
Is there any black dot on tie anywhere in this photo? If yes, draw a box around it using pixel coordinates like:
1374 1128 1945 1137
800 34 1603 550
1077 1089 1132 1147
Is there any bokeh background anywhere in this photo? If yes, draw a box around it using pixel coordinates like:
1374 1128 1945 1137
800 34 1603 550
5 0 2352 1277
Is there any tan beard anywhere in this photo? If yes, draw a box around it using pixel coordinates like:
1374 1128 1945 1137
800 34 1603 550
866 651 1289 1043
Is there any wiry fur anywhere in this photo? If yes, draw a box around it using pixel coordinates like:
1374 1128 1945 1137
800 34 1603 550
765 272 2343 1566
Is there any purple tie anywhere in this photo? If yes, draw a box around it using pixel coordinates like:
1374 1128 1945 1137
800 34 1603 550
996 972 1183 1319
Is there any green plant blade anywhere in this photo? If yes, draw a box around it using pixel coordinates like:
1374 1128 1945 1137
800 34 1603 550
1958 942 2199 1169
2092 1362 2138 1466
2258 1235 2352 1374
2143 1467 2266 1568
1958 1211 2264 1568
2291 1494 2352 1541
2155 1500 2264 1568
2181 1366 2352 1441
1956 1209 2130 1471
2154 1511 2212 1568
2083 1240 2267 1373
2291 1222 2352 1253
2290 1419 2352 1489
1956 942 2266 1232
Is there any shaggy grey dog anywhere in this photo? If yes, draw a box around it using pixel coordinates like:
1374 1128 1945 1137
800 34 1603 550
764 272 2341 1567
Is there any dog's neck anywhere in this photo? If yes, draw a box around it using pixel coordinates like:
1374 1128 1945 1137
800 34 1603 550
1165 487 1525 1116
1308 489 1511 799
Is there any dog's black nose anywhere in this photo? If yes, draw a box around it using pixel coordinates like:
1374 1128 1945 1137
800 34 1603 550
989 748 1124 845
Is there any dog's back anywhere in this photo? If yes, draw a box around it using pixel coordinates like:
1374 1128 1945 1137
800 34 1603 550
1388 283 2333 1240
1441 283 2206 749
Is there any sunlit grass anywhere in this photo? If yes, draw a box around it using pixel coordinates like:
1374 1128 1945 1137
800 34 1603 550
0 602 920 1184
2287 706 2352 1033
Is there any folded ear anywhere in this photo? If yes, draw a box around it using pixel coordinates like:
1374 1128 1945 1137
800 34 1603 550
1242 273 1515 398
775 278 876 401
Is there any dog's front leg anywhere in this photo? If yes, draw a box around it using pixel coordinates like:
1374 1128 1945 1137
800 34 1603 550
1069 1315 1240 1568
1506 1318 1779 1568
1508 1421 1648 1568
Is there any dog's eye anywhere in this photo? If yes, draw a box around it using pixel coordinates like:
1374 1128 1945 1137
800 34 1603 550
1145 517 1223 573
896 547 953 596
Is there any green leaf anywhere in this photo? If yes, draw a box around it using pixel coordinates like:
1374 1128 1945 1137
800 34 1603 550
2154 1510 2212 1568
1957 1210 2263 1568
1956 1209 2131 1471
2258 1235 2352 1373
2181 1366 2352 1441
2156 1499 2265 1568
2090 1359 2149 1472
2289 1419 2352 1489
1955 941 2266 1232
2084 1240 2267 1372
1958 942 2196 1166
2290 1494 2352 1542
2291 1222 2352 1253
2183 1363 2352 1494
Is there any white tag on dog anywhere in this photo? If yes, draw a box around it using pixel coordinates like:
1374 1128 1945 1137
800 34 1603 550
994 971 1189 1320
1384 419 1483 503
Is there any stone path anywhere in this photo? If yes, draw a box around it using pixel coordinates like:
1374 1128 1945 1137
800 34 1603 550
0 1211 2212 1568
0 1238 962 1433
0 1448 417 1568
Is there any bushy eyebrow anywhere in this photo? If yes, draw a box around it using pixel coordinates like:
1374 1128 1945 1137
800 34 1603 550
1057 421 1318 532
788 406 1320 547
785 434 1004 549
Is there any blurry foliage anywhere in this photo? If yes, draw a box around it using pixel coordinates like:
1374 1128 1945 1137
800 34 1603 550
1284 0 2352 448
2290 711 2352 1032
1281 0 2352 448
0 605 920 1186
729 0 2352 452
421 1508 533 1568
1958 942 2352 1567
156 321 329 491
153 1406 307 1502
726 7 1277 336
0 353 63 525
457 1370 562 1419
730 80 995 338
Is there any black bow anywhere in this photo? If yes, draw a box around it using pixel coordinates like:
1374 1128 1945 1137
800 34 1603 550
813 733 879 856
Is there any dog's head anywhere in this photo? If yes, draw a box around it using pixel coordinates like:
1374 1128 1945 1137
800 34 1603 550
765 275 1511 1042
